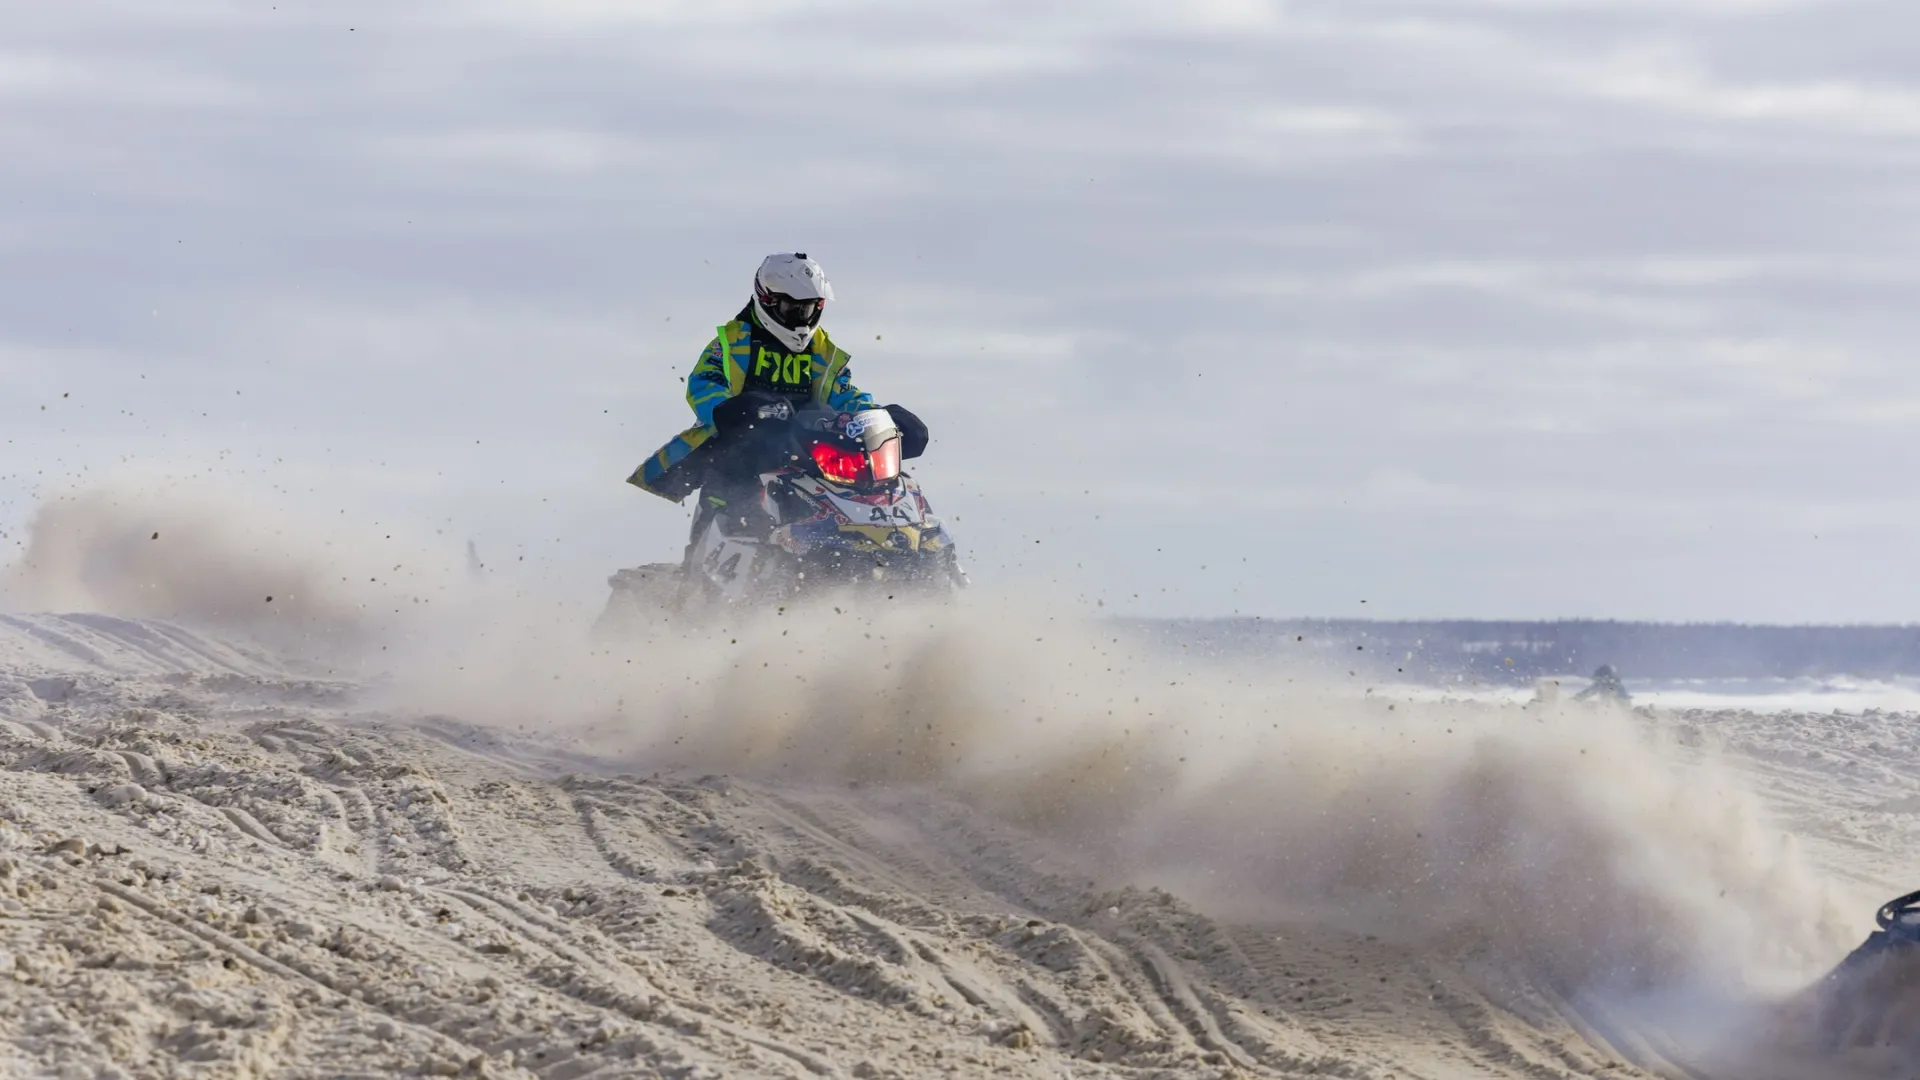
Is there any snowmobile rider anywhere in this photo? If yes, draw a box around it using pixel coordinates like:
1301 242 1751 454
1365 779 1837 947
1572 664 1631 704
626 252 929 533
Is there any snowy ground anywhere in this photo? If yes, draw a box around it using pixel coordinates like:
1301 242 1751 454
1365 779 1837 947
1368 675 1920 717
0 603 1914 1080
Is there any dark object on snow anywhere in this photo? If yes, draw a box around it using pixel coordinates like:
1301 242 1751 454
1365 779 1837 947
1863 889 1920 953
1572 664 1630 703
1798 888 1920 1058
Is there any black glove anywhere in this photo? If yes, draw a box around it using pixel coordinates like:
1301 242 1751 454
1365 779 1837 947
885 404 929 459
711 391 793 435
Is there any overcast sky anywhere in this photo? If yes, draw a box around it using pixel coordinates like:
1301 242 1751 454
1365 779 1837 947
3 0 1919 621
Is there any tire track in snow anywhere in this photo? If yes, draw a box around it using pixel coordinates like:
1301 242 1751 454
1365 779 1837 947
432 883 843 1077
94 878 494 1066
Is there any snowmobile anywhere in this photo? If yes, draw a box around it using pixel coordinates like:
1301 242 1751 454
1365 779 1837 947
1787 887 1920 1059
1863 888 1918 951
1821 888 1918 980
597 398 964 631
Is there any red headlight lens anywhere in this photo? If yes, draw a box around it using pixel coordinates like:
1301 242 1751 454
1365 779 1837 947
810 442 870 485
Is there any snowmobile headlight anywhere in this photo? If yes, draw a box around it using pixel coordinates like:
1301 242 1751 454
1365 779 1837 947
810 442 869 485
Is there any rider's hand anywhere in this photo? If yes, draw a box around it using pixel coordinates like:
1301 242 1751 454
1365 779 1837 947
710 394 753 433
712 392 790 434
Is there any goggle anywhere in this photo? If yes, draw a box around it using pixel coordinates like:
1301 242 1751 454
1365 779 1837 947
763 292 824 331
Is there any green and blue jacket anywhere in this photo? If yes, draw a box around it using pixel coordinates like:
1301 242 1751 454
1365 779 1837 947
628 305 874 500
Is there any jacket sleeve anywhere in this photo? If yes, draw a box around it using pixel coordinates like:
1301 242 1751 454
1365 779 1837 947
686 334 742 428
824 355 876 414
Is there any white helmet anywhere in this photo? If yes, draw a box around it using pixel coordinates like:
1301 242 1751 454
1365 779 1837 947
751 252 834 352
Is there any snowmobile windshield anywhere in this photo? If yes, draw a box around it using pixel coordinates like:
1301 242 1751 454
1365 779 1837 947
868 437 902 482
842 409 903 484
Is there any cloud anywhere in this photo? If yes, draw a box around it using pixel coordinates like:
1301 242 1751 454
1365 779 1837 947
1580 44 1920 134
370 129 652 176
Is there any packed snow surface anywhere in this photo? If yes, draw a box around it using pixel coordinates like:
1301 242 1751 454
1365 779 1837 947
0 488 1914 1079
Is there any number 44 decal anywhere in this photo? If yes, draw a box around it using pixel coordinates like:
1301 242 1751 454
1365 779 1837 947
703 543 749 582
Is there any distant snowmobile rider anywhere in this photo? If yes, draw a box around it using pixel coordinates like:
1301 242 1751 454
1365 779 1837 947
626 253 929 528
1572 664 1631 704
